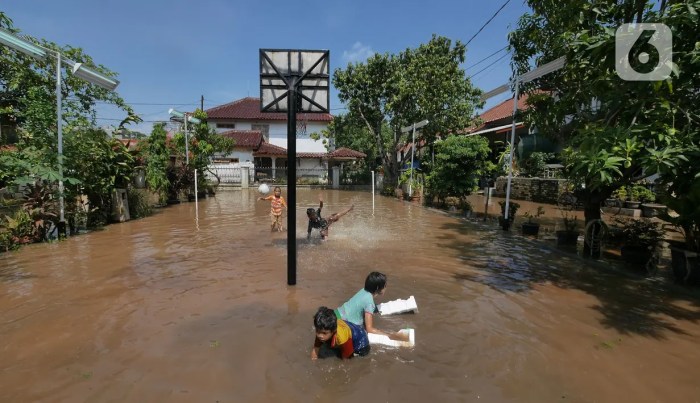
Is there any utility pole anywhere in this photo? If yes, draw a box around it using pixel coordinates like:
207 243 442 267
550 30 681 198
201 95 204 111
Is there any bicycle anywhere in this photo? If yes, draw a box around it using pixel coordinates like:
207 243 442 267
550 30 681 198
557 191 582 211
558 191 624 216
601 197 624 216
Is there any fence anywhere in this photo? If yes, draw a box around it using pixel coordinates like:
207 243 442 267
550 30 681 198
205 165 370 186
206 166 255 185
206 166 328 185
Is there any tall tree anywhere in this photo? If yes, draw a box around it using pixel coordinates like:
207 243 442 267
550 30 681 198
334 35 482 186
508 0 700 239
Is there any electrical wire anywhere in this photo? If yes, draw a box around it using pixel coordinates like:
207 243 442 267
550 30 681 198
465 0 513 46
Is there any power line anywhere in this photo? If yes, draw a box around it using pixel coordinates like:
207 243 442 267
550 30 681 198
469 52 510 79
465 0 513 46
466 46 508 70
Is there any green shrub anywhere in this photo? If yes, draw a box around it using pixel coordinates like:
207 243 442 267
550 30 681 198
629 185 655 203
128 188 153 219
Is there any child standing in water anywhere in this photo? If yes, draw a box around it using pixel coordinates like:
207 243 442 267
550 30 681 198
306 195 353 240
311 306 370 360
258 186 287 232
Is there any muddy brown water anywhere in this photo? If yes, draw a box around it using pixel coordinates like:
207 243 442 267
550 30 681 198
1 189 699 402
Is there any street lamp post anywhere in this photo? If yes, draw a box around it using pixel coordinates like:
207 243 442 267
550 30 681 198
0 28 119 235
480 57 566 220
400 119 429 195
168 108 201 166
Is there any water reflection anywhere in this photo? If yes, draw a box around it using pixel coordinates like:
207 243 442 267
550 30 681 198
0 189 698 402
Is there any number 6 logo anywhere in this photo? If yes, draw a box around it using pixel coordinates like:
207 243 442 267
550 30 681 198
615 23 673 81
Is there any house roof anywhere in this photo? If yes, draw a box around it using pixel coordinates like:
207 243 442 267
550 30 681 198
255 142 288 156
297 152 327 158
466 93 532 133
220 130 262 148
329 147 367 159
479 94 530 124
205 97 333 122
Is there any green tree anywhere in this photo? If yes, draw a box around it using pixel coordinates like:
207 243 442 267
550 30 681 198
170 109 235 191
508 0 700 237
312 113 388 169
334 35 482 187
144 123 170 204
63 128 134 226
425 135 494 204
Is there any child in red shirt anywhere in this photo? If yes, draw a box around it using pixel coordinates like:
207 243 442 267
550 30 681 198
311 306 370 360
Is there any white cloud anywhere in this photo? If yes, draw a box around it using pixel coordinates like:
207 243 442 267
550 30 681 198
342 42 375 64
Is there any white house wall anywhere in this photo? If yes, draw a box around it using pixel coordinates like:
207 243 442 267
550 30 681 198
210 120 328 153
224 149 255 163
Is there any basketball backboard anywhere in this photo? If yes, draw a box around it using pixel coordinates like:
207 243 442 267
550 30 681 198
260 49 329 113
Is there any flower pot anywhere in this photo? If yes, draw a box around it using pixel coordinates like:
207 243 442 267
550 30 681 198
640 203 667 218
556 230 579 246
604 198 621 207
669 245 700 285
624 201 641 209
521 222 540 236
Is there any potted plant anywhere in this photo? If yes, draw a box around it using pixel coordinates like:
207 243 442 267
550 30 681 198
498 200 520 231
399 168 422 202
556 211 580 245
605 186 627 208
625 184 653 209
521 206 545 236
619 218 666 271
660 186 700 284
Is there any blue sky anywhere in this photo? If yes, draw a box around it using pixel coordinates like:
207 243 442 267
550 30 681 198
2 0 531 134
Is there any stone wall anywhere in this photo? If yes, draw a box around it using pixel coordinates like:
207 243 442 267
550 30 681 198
493 177 568 204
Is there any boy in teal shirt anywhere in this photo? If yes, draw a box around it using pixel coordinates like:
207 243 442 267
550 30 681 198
335 272 409 342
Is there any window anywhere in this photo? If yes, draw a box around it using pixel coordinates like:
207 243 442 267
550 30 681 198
216 123 236 129
252 124 270 142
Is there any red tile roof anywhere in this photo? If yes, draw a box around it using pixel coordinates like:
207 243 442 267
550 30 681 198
297 152 327 158
255 142 288 156
206 97 333 122
0 145 17 152
220 130 262 148
479 94 530 124
328 147 367 159
466 93 532 133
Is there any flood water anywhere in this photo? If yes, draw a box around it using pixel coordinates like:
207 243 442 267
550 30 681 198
1 189 699 402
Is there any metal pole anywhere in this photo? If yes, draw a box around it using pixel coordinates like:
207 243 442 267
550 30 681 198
484 185 490 221
371 170 375 215
56 52 65 226
184 113 189 166
409 124 416 195
194 168 199 222
287 84 298 286
504 79 520 220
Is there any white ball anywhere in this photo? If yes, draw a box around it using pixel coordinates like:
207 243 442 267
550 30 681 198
258 183 270 195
